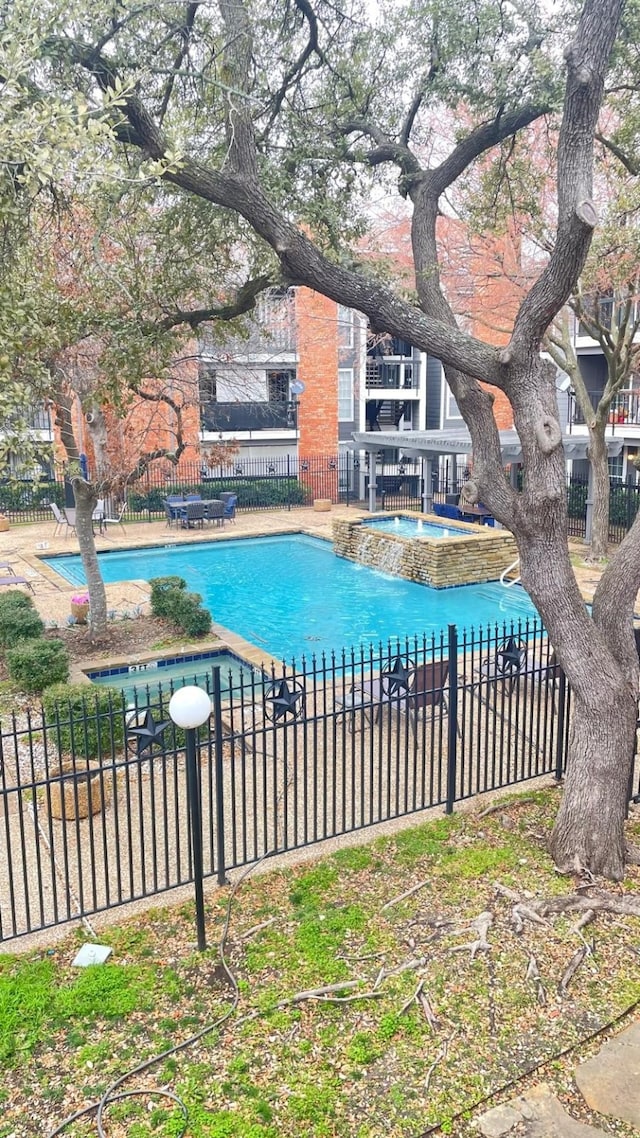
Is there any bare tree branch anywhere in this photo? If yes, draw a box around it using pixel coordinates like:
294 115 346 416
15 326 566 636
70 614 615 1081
511 0 625 353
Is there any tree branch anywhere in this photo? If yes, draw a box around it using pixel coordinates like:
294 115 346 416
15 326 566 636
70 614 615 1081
156 273 273 330
157 3 201 126
510 0 625 353
595 131 640 176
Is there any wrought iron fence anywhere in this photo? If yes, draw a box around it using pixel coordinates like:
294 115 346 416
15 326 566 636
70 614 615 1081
566 476 640 544
0 616 600 943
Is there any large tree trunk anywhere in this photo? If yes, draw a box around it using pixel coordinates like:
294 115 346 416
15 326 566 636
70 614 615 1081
587 427 610 560
72 479 108 642
549 685 637 879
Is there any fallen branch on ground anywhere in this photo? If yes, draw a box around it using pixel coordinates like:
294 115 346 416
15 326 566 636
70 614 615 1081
239 916 277 940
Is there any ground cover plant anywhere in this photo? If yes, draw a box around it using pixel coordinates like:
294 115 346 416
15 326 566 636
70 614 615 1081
2 788 640 1138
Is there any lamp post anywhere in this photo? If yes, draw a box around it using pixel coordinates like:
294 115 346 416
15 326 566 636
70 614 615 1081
169 685 212 951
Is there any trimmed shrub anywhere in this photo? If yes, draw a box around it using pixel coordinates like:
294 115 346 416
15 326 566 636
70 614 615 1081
150 576 187 617
161 586 212 638
42 682 125 759
169 592 212 638
7 638 69 693
0 595 44 650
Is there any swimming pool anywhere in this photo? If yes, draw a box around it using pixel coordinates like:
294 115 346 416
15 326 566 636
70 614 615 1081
364 516 458 539
87 648 261 704
45 534 537 662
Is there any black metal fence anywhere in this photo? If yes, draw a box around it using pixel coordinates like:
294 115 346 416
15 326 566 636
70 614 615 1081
4 458 640 546
3 615 620 943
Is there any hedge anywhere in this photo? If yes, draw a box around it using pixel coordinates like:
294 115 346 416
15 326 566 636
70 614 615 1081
128 477 308 515
7 639 69 693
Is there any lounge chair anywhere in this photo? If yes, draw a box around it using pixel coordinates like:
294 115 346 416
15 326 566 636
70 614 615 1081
0 576 34 594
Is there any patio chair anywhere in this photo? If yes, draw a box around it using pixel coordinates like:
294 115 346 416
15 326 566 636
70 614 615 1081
222 493 237 523
64 506 77 536
433 502 463 521
51 503 75 538
164 496 185 527
203 499 225 526
101 501 127 537
336 657 455 734
479 635 528 694
180 500 206 528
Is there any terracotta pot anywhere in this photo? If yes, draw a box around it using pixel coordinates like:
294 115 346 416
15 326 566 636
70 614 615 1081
49 759 111 820
70 601 90 624
0 516 9 532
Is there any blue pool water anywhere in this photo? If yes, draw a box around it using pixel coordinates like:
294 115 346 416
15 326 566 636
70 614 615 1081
45 535 537 662
365 516 457 539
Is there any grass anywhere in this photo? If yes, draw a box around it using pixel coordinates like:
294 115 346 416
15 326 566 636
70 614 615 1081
3 788 640 1138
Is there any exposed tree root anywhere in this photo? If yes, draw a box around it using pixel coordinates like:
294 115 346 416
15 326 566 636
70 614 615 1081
450 910 493 958
559 943 593 994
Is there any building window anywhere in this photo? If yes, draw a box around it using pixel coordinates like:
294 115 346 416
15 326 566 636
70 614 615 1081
608 453 624 483
338 305 354 349
338 368 354 421
267 370 292 402
198 360 217 402
446 388 462 420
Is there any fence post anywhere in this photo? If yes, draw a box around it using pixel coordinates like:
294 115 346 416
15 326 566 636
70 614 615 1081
555 669 567 781
445 623 458 814
146 467 152 524
212 666 227 884
287 453 291 511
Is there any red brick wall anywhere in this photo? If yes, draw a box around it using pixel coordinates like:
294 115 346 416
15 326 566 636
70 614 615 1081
295 288 339 456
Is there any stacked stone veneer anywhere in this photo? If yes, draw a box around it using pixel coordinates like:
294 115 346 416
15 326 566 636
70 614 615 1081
333 515 518 588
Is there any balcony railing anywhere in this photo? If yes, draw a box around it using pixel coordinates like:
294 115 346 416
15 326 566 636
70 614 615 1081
568 389 640 432
365 361 419 389
201 400 298 433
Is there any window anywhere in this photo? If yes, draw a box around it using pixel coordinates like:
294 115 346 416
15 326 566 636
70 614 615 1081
198 360 217 402
608 453 624 483
446 388 462 420
338 305 354 348
338 368 354 421
267 370 292 402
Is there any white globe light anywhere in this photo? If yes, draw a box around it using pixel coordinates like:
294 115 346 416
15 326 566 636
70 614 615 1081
169 685 212 729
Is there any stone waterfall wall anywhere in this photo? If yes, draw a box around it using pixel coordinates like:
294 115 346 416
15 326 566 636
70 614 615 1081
332 516 518 589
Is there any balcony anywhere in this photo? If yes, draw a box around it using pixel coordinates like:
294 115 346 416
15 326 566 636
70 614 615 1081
568 389 640 432
365 360 419 390
201 400 298 434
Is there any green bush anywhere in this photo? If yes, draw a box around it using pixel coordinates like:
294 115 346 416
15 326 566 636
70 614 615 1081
149 576 186 617
162 587 212 638
42 682 125 759
170 592 212 637
7 638 69 693
128 476 308 516
0 596 44 650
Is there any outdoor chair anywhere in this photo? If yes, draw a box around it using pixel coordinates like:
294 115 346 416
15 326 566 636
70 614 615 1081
203 499 225 526
336 656 455 735
222 493 237 522
164 496 185 527
64 507 77 536
51 503 75 538
479 635 528 694
101 501 127 537
433 502 463 522
180 500 206 528
0 575 34 595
